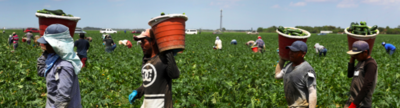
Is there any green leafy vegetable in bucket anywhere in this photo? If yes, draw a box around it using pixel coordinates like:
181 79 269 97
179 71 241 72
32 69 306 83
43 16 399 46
277 26 308 36
36 9 74 17
347 21 378 35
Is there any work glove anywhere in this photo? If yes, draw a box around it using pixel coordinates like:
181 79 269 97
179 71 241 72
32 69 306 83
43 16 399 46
348 102 356 108
129 90 138 104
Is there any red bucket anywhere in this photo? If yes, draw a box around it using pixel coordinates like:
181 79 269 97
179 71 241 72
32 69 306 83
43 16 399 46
36 13 81 37
276 27 311 60
149 14 188 53
344 27 379 54
252 47 258 53
22 38 27 42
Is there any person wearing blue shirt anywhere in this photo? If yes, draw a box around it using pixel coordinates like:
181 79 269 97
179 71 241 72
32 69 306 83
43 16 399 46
382 42 396 56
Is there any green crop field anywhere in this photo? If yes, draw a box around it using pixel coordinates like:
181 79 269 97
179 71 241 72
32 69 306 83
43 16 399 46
0 30 399 107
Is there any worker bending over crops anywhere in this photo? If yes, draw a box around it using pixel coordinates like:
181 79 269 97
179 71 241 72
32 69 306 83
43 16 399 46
214 36 222 50
345 40 378 108
314 43 327 57
36 24 83 108
231 39 237 45
129 29 181 108
381 42 396 56
34 35 40 47
118 39 132 48
246 40 255 46
74 33 90 67
103 35 116 53
24 31 33 45
252 36 265 53
274 41 317 107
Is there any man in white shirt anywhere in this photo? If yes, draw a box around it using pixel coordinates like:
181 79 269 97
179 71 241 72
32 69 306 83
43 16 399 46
314 43 327 57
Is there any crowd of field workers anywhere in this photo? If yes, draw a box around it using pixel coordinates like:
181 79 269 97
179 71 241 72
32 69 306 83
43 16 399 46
3 24 397 108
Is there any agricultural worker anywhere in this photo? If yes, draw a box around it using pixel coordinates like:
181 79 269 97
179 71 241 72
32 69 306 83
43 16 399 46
252 36 265 53
314 43 327 57
345 40 378 108
246 40 254 46
129 29 181 108
12 33 19 50
8 35 13 45
74 33 90 68
102 34 107 40
34 35 40 47
36 24 83 108
103 35 115 53
118 39 133 48
2 27 5 34
231 39 237 45
214 36 222 50
274 41 317 108
24 31 33 45
381 42 396 56
133 34 142 45
84 37 92 42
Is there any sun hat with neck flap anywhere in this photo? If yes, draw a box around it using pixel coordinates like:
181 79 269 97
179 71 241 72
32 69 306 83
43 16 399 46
38 24 83 75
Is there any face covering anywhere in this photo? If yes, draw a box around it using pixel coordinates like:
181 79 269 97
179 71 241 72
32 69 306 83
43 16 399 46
43 29 83 75
44 53 60 77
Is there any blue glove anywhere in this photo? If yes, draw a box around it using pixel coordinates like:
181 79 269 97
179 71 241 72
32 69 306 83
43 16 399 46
129 90 138 104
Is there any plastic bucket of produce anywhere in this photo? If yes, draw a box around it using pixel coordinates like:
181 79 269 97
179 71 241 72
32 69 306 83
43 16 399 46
22 38 27 42
149 14 188 53
36 13 81 37
252 47 258 53
344 27 379 53
276 27 311 60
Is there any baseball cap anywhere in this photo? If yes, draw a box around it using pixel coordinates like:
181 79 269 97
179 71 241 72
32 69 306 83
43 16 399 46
133 29 150 41
347 40 369 55
37 24 69 44
286 41 307 53
382 42 386 46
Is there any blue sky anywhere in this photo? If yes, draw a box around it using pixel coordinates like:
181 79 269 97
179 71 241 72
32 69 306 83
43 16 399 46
1 0 400 30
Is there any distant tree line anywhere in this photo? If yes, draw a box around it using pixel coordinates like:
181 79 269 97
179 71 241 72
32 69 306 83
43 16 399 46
257 25 400 34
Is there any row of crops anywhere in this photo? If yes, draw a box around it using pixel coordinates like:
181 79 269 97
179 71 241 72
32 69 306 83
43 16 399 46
0 30 399 107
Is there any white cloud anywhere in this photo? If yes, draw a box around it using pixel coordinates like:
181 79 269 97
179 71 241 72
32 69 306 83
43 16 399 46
337 0 358 8
44 5 51 8
290 2 307 6
362 0 400 5
305 0 337 2
108 0 125 1
209 0 241 8
271 4 280 8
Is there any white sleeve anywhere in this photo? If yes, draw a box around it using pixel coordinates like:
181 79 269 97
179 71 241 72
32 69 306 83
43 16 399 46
275 69 285 79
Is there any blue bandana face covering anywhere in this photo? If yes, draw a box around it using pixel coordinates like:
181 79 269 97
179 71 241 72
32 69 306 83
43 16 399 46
44 53 60 77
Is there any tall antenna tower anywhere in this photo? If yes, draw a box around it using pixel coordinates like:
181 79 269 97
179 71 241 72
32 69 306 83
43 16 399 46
220 9 223 32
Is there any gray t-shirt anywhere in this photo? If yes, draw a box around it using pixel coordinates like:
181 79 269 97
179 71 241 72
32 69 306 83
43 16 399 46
278 61 316 107
25 33 33 40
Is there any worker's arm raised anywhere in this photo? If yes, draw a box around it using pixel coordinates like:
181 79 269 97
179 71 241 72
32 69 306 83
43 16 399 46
275 59 287 79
